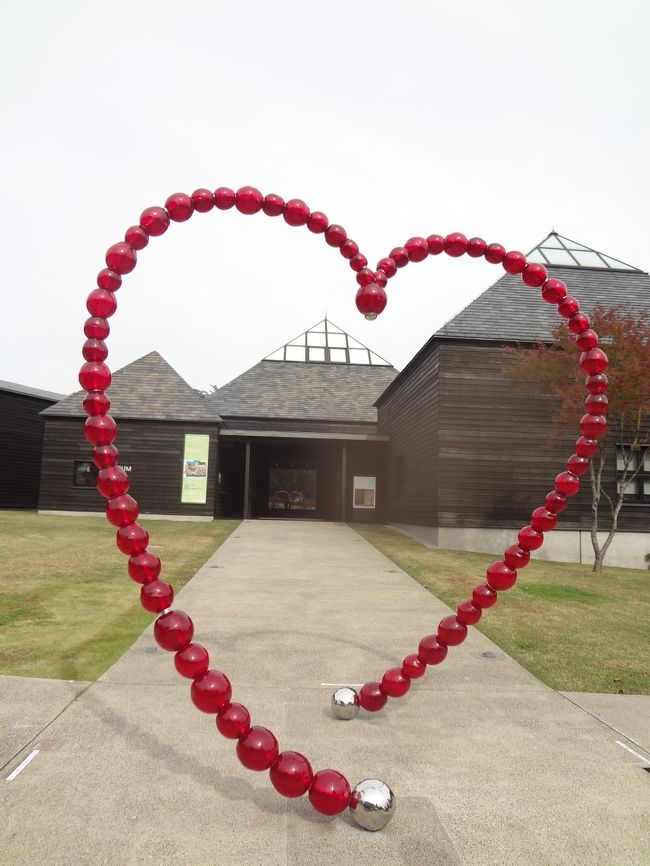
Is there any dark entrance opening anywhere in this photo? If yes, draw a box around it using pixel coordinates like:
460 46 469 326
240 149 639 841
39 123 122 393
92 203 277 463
218 440 246 517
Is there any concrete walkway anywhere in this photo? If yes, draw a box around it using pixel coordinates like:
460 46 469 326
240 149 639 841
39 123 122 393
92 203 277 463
1 520 649 866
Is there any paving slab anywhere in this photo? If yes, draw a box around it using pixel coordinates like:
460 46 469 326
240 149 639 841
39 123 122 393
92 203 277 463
1 520 649 866
561 692 650 754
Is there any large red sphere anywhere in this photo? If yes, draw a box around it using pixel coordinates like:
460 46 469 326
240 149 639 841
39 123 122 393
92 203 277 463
236 726 279 771
79 361 111 391
530 507 558 533
401 653 426 678
405 236 428 262
216 702 251 739
390 246 409 267
283 198 310 226
141 579 174 613
128 551 161 583
262 193 285 217
580 413 608 438
165 192 194 222
472 583 497 609
541 278 567 304
93 444 119 469
358 681 387 712
270 751 313 798
444 232 468 257
84 414 117 445
355 283 387 318
191 188 215 212
467 237 487 258
214 187 236 209
235 186 263 215
96 465 129 498
381 667 411 697
140 206 170 236
306 211 328 233
175 643 210 680
580 349 608 376
86 289 117 318
116 522 149 555
97 268 122 290
484 243 505 264
106 494 140 528
154 610 194 652
83 391 110 416
191 670 232 713
124 226 149 250
555 471 580 497
456 600 482 625
437 615 468 646
325 224 347 247
105 243 136 274
503 544 530 569
417 634 448 664
486 561 517 591
518 525 544 551
502 250 526 274
84 317 110 339
522 263 548 288
308 770 351 815
82 339 108 362
377 257 397 277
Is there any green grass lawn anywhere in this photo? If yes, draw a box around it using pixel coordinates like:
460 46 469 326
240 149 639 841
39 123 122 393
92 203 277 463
0 511 239 681
354 524 650 695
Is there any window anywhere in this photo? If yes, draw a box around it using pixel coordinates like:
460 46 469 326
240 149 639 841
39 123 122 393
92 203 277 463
353 476 376 509
73 461 97 487
393 456 404 501
617 447 650 503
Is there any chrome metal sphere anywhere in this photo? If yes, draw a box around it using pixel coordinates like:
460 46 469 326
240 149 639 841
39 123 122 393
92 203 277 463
349 778 396 831
331 687 360 720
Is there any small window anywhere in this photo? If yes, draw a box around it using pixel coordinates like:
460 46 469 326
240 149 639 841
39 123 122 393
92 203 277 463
73 461 97 487
617 446 650 503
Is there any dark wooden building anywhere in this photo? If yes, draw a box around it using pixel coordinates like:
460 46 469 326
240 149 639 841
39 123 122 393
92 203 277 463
0 381 64 509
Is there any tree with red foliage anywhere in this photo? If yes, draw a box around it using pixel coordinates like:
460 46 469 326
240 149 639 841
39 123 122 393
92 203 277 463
508 305 650 573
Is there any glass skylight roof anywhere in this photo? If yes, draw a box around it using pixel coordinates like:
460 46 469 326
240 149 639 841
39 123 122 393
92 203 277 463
264 318 392 366
527 233 640 271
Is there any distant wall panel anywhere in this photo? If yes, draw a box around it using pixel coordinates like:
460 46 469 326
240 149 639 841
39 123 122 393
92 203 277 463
0 391 57 509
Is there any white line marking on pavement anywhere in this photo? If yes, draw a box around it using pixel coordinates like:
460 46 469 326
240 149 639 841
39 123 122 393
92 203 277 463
615 740 650 765
6 749 40 781
320 683 365 687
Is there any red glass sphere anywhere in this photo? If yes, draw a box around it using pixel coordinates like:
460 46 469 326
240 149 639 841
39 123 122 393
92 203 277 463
576 435 599 458
141 579 174 613
262 193 285 217
270 751 313 798
426 234 445 255
580 413 608 438
125 226 149 250
484 243 506 264
541 278 567 304
325 224 347 247
116 523 149 555
216 702 251 739
154 609 194 652
84 317 110 339
355 283 387 318
390 246 409 267
504 544 530 569
586 374 608 394
472 583 498 609
356 267 376 287
417 634 448 664
96 466 129 498
214 187 236 209
585 393 608 414
558 296 580 318
97 268 121 291
87 289 117 318
350 254 368 272
456 600 482 625
402 653 426 678
165 192 193 222
175 643 210 680
381 667 411 697
531 507 558 532
567 454 591 476
576 329 599 350
83 391 110 416
358 681 387 711
340 239 359 260
568 313 591 334
106 494 140 528
377 257 397 277
140 207 170 236
79 362 111 391
283 198 310 226
467 237 487 258
486 561 517 591
580 349 608 376
236 726 279 771
502 251 526 274
191 189 215 212
306 211 328 233
522 263 548 288
84 414 117 445
438 615 468 646
545 490 568 514
93 444 119 469
235 186 263 215
82 339 108 362
444 232 468 257
128 551 161 583
405 236 428 262
518 525 544 551
191 669 232 713
105 243 136 275
373 269 387 287
308 770 350 815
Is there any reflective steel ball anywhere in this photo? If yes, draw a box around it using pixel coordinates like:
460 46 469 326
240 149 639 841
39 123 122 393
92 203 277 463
331 687 360 720
349 778 396 831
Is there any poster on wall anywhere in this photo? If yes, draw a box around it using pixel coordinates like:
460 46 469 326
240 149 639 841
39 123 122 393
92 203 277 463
353 476 376 509
181 434 210 504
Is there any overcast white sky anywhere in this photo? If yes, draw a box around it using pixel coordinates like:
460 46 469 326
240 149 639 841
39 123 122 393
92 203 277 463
1 0 649 396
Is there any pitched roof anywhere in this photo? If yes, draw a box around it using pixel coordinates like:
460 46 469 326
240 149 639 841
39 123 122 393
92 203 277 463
0 380 65 402
43 351 216 422
435 233 649 343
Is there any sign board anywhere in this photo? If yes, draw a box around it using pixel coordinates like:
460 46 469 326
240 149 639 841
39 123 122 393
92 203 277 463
181 434 210 504
353 475 376 509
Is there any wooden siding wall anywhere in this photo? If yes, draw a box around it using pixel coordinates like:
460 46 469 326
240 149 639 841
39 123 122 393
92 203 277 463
346 441 388 523
39 418 218 517
376 346 440 525
0 390 55 508
221 417 378 436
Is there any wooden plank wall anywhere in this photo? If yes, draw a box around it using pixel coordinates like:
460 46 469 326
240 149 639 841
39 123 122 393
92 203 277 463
0 390 55 508
39 418 218 517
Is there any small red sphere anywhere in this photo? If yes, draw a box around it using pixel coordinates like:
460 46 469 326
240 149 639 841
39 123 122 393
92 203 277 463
82 339 108 362
585 373 608 394
191 669 232 713
270 751 313 798
97 268 121 291
502 250 526 274
84 414 117 445
165 192 194 222
585 393 608 414
405 236 428 262
308 770 351 816
175 643 210 680
402 653 426 678
214 187 236 209
503 544 530 569
356 267 376 287
381 667 411 697
472 583 498 609
355 283 387 318
235 186 263 215
283 198 310 226
358 681 387 712
140 206 170 236
456 600 482 625
417 634 448 664
541 278 567 304
236 726 279 771
84 317 110 339
154 610 194 652
437 615 467 646
306 211 328 233
191 188 215 212
568 312 591 334
125 225 149 250
576 329 599 350
96 465 129 498
93 444 119 469
484 243 506 264
377 257 397 277
340 239 359 260
576 435 599 457
141 579 174 613
350 253 368 272
518 525 544 551
522 263 548 288
390 246 409 267
545 490 568 514
128 551 161 583
86 289 117 318
116 522 149 555
530 507 557 533
373 269 387 287
262 193 285 216
426 234 445 255
558 296 580 318
567 454 591 476
486 561 517 591
106 494 140 528
325 224 347 247
467 237 487 258
105 243 136 275
83 391 110 416
580 413 608 438
216 702 251 739
444 232 468 257
580 349 608 376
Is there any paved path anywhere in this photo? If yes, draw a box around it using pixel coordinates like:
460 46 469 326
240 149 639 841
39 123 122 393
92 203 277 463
2 521 649 865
